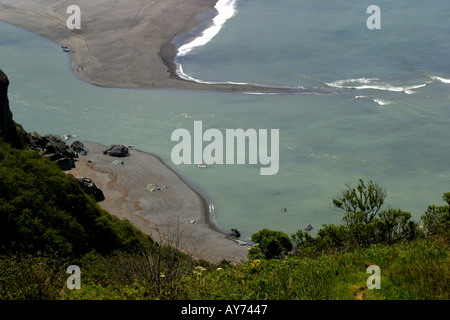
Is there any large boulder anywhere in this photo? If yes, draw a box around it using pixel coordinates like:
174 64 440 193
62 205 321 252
103 144 129 157
70 140 89 156
40 134 76 170
28 131 48 150
76 177 105 202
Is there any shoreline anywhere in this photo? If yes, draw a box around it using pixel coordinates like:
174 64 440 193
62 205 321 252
69 142 249 263
0 0 289 93
0 0 257 262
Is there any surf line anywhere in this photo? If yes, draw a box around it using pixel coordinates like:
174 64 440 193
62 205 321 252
175 0 238 82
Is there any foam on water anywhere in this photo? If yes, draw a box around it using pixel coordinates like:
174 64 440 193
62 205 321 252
175 0 238 82
429 75 450 84
326 78 427 94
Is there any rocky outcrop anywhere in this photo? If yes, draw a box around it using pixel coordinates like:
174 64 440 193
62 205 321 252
25 133 75 170
70 141 89 156
103 144 129 157
0 69 22 147
76 177 105 202
25 133 90 171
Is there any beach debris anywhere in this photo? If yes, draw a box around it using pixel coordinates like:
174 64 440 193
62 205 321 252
190 220 197 224
103 144 129 157
235 239 250 246
146 184 161 192
61 46 70 52
196 164 208 168
229 228 241 238
112 160 124 166
304 224 313 231
63 134 77 141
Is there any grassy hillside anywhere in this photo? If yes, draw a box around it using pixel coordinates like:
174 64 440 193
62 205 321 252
0 139 152 258
0 138 448 300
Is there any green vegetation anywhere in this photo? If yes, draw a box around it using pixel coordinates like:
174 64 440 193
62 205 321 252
0 139 151 258
0 138 448 300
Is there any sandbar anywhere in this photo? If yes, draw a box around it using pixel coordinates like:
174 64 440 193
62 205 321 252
0 0 282 92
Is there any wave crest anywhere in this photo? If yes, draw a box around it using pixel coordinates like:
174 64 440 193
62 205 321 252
326 78 426 94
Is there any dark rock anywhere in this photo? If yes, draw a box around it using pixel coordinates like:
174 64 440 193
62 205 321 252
103 144 129 157
70 140 89 156
45 141 68 155
44 134 64 144
34 135 77 169
76 177 105 202
0 69 22 147
55 157 75 171
45 153 66 162
28 131 49 150
230 228 241 238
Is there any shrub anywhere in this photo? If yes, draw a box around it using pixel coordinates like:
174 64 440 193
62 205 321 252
249 229 293 259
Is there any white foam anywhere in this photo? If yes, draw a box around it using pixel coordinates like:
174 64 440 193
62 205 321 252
373 98 393 106
175 0 238 83
327 78 426 94
177 0 238 57
429 75 450 84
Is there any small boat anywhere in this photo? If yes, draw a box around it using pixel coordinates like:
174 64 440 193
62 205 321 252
196 164 208 168
304 224 313 231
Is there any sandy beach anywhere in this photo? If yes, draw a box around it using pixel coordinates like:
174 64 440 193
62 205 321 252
0 0 257 262
69 142 249 263
0 0 281 92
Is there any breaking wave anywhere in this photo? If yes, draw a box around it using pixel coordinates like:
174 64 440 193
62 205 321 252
429 75 450 84
326 78 427 94
175 0 238 82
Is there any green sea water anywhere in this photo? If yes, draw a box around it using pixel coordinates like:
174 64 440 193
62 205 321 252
1 0 449 240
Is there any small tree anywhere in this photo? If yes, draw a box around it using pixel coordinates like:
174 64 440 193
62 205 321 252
421 193 450 236
332 178 387 225
249 229 292 260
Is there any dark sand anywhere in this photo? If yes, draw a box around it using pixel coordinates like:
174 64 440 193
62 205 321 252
0 0 284 92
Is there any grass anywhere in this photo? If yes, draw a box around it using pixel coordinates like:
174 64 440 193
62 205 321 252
51 234 448 300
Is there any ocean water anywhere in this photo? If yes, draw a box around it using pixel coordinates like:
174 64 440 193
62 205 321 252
1 0 449 241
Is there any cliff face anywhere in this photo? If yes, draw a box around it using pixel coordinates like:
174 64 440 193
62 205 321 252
0 69 21 147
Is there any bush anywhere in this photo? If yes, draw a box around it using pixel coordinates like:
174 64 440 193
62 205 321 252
291 180 446 257
248 229 293 259
421 193 450 236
